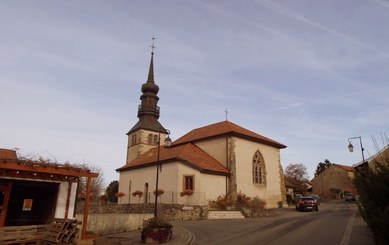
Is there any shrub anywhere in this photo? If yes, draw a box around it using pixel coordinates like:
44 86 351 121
286 194 293 205
353 163 389 245
208 192 267 217
209 195 229 210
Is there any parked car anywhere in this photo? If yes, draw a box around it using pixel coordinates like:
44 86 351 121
293 194 303 204
309 194 321 205
344 193 355 201
295 196 319 212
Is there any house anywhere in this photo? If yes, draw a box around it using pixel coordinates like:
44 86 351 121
311 164 355 197
355 145 389 172
0 148 98 239
116 49 287 208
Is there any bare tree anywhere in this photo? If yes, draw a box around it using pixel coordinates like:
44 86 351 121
77 165 104 203
284 163 309 194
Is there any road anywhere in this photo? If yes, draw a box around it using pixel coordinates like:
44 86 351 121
173 200 373 245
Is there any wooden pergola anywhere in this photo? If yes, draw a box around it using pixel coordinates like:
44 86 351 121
0 150 98 240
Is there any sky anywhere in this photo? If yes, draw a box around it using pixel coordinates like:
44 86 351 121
1 0 389 185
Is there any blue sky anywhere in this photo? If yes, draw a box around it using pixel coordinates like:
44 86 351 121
1 0 388 185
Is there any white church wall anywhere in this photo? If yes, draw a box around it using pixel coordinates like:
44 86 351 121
176 163 226 204
118 161 226 205
195 137 227 167
118 166 155 204
233 137 283 208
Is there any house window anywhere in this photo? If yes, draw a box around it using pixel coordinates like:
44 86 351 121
252 150 266 185
183 176 194 191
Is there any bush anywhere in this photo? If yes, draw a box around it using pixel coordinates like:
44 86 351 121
208 192 267 217
209 195 229 210
286 194 293 205
353 163 389 245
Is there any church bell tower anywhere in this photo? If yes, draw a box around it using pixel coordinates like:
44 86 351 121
126 38 168 163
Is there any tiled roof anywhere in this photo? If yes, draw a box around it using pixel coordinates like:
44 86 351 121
173 120 286 149
116 143 229 175
333 163 354 172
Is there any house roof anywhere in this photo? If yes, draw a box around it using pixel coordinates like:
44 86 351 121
333 163 355 172
172 120 286 149
116 143 230 176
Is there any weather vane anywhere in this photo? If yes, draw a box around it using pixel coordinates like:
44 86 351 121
150 36 156 54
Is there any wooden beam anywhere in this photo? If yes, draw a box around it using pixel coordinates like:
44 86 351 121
0 162 98 178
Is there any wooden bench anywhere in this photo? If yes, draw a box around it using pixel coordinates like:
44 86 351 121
0 224 48 245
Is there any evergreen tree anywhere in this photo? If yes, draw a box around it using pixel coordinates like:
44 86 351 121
105 180 119 203
353 162 389 244
314 159 332 177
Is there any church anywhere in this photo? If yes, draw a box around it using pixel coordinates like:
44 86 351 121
116 48 287 208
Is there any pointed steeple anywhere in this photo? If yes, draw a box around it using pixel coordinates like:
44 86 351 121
141 52 159 95
127 37 166 135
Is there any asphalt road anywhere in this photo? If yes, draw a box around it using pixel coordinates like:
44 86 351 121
173 200 373 245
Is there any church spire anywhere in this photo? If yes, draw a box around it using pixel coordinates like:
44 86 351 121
147 36 156 84
127 37 166 134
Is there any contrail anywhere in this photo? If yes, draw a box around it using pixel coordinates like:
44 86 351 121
254 0 380 53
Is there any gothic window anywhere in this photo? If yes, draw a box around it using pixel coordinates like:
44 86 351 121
148 134 152 144
252 150 266 185
183 175 194 191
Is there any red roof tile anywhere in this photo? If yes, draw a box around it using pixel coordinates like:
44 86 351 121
333 163 355 172
116 143 229 175
173 121 286 149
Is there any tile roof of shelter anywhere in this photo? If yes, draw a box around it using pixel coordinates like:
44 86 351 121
0 148 98 181
116 143 229 176
173 120 286 149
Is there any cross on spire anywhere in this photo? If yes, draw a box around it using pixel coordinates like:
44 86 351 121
225 108 229 121
150 36 156 54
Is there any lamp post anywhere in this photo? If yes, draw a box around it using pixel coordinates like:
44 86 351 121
154 129 171 218
347 136 365 163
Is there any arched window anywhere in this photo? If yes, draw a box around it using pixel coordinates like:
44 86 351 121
252 150 266 185
131 134 137 145
148 134 153 144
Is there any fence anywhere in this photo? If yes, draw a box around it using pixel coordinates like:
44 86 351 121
124 191 206 205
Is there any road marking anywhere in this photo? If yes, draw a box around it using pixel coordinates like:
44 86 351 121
339 207 357 245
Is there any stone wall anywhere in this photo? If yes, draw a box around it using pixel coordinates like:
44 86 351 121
76 203 207 235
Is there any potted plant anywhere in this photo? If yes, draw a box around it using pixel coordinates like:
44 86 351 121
132 190 143 204
141 217 173 244
115 192 125 204
153 189 164 202
180 189 193 205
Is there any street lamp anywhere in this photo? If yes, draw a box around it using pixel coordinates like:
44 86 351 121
154 129 172 218
347 136 365 163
